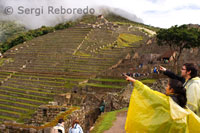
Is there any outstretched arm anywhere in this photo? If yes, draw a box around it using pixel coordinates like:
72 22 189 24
159 65 185 83
125 75 136 83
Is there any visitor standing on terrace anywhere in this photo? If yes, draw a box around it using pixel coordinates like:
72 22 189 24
52 119 65 133
69 119 83 133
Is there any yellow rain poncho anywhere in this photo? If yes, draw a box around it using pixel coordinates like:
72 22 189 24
125 80 200 133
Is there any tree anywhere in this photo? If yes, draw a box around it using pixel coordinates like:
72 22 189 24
156 24 200 71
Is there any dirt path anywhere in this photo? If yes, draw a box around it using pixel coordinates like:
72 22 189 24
104 111 127 133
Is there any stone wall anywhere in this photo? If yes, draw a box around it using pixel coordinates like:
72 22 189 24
29 105 68 125
0 106 100 133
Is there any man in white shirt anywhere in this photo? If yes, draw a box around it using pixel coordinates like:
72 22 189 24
52 119 65 133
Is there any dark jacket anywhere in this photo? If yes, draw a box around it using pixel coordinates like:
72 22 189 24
163 70 185 84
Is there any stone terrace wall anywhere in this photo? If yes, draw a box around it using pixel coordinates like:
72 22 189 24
0 106 100 133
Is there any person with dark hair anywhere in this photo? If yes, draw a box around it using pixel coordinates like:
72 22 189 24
160 63 200 115
124 75 200 132
69 119 83 133
52 119 65 133
166 79 187 108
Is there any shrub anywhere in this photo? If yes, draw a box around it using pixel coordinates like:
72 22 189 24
0 22 74 53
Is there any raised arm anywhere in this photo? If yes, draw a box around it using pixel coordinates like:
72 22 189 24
159 65 185 83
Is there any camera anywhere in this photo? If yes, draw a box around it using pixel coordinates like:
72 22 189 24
121 72 133 77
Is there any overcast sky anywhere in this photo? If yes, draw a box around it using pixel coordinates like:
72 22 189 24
0 0 200 28
94 0 200 28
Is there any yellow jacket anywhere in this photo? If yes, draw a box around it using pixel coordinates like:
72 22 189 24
184 77 200 116
125 80 200 133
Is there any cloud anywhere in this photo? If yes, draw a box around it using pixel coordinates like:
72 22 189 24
0 0 200 29
175 5 200 11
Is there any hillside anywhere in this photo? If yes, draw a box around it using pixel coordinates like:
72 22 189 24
0 21 26 43
0 14 157 126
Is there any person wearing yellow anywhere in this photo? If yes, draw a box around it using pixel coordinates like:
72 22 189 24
160 63 200 116
124 75 200 133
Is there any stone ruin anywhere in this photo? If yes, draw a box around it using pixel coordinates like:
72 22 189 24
91 15 119 30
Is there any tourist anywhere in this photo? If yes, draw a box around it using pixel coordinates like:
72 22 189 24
69 119 83 133
52 119 65 133
124 75 200 132
153 66 159 74
99 99 105 113
160 63 200 116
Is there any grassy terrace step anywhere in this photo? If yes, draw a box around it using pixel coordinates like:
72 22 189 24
48 34 89 37
0 89 51 103
0 71 12 75
7 78 65 86
28 42 82 46
20 66 103 73
5 80 65 89
85 78 126 82
13 72 87 80
68 60 115 65
11 75 86 83
44 37 87 40
0 99 38 109
86 85 123 93
0 75 8 79
17 47 76 52
72 56 113 60
24 65 106 72
0 115 17 121
0 109 22 118
10 45 79 50
96 51 123 55
17 69 96 76
51 33 90 36
88 78 127 86
13 73 89 80
31 38 86 42
19 63 111 69
85 83 123 89
0 104 29 113
16 60 114 66
99 50 126 54
0 67 19 71
0 93 47 105
13 50 75 54
22 47 77 51
67 69 101 73
3 83 61 94
11 75 66 82
0 85 55 97
36 56 113 61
